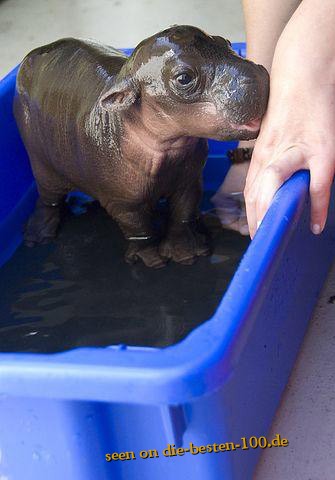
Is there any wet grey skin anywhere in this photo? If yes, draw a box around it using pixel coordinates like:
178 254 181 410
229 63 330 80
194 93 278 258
14 25 269 268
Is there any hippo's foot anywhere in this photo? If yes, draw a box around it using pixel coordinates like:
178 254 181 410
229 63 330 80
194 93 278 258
159 229 211 265
125 242 167 269
24 199 61 247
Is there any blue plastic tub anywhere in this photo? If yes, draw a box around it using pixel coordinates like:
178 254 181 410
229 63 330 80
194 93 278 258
1 43 335 480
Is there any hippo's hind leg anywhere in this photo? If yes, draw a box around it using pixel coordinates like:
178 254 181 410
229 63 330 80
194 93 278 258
14 96 70 246
106 201 167 269
24 162 69 247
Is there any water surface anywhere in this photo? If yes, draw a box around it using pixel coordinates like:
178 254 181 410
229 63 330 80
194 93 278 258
0 200 249 352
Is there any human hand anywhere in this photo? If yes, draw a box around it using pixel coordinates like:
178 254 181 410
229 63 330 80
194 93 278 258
244 10 335 239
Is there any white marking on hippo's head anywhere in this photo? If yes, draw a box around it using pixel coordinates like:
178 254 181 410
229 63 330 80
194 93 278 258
136 49 175 96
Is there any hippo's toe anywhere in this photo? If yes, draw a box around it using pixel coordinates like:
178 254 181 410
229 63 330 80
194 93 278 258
159 230 211 266
125 243 167 269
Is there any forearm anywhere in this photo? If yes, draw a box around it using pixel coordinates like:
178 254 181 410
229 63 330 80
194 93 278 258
274 0 335 83
242 0 301 70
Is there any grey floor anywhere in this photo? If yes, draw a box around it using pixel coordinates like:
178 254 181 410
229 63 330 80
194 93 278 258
1 0 334 478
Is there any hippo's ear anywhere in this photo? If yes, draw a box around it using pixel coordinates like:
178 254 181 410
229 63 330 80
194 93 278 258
100 77 139 111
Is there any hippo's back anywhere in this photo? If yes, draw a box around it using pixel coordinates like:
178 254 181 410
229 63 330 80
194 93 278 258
15 38 127 116
14 38 128 190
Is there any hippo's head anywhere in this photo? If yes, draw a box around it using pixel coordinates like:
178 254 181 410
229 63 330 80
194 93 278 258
100 25 269 141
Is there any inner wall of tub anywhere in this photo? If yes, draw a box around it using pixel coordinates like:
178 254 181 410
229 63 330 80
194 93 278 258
0 181 249 353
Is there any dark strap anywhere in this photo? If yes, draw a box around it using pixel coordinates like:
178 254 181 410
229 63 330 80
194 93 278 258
227 147 253 164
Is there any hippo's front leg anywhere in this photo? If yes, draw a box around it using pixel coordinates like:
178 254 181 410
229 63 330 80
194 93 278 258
108 202 167 269
159 180 211 265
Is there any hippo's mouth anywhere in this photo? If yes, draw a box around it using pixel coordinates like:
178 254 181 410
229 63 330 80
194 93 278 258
231 117 262 132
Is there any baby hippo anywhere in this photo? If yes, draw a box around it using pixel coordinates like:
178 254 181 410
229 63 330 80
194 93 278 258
14 25 269 268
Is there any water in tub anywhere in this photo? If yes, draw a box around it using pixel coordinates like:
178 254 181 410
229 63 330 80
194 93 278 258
0 194 249 352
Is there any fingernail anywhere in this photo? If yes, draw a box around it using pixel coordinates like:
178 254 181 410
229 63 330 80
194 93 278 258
256 221 261 230
312 224 321 235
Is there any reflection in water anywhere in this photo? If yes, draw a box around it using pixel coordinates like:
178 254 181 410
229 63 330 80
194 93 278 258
0 200 249 352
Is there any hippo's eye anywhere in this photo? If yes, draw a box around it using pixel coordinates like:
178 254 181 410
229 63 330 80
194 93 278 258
170 68 200 98
175 72 194 86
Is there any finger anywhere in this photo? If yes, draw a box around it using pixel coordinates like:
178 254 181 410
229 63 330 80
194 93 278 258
309 163 334 234
244 144 263 193
244 148 266 238
256 149 304 226
245 175 261 238
254 148 305 235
